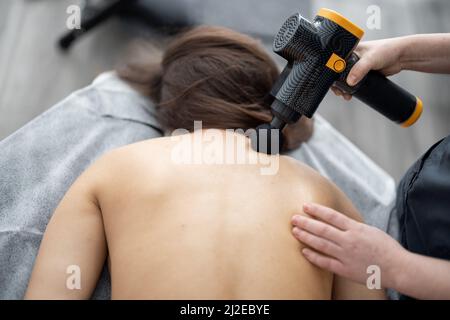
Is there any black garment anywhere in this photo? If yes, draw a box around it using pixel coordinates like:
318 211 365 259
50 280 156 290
396 134 450 299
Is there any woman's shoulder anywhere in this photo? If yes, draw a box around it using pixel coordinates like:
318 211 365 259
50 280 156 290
279 155 363 222
84 136 175 182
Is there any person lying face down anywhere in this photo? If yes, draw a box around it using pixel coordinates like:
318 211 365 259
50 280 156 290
25 26 384 300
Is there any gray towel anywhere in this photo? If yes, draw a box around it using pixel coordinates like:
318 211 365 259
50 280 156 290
0 72 396 299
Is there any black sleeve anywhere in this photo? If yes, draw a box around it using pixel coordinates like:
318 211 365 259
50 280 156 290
397 135 450 260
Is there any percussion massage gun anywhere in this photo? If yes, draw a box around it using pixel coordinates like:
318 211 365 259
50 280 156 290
254 8 423 154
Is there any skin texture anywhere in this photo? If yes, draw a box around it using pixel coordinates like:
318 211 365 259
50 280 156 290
332 33 450 100
291 204 450 299
25 130 384 300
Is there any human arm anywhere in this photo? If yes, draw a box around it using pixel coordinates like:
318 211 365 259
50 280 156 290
292 203 450 299
332 33 450 100
25 163 108 299
297 174 386 299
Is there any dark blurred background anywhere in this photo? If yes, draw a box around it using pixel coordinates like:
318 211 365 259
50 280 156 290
1 0 449 181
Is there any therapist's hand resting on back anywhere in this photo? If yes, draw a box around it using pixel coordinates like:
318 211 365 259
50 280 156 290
292 203 450 299
292 203 403 286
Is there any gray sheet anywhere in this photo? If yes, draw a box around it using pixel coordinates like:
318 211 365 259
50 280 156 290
0 72 396 299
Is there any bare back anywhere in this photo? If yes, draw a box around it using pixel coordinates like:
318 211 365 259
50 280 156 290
26 131 383 300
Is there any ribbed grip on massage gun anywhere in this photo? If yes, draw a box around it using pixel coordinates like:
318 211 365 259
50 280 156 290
334 53 423 127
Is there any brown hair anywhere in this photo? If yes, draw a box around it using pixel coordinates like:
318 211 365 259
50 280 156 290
118 26 313 149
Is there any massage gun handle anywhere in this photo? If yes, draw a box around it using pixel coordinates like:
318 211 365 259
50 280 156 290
334 53 423 127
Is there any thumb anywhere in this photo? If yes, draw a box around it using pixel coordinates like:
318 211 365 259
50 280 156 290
347 57 372 86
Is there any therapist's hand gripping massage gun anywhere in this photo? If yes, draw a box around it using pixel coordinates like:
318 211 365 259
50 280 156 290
254 8 423 154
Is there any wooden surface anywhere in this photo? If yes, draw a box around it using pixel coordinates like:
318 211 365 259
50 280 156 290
0 0 135 140
1 0 449 181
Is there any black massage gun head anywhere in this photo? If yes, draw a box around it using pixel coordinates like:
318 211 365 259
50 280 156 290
252 117 285 155
251 99 301 154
